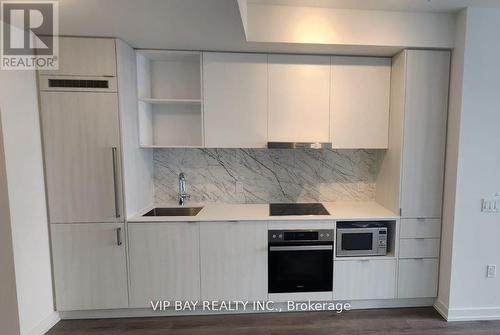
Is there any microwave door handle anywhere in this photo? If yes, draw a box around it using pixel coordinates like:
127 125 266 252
269 245 333 251
372 231 379 251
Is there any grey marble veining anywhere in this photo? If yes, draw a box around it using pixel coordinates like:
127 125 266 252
154 149 384 204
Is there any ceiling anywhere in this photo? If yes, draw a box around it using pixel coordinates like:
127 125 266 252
248 0 500 13
54 0 405 55
56 0 248 51
46 0 497 55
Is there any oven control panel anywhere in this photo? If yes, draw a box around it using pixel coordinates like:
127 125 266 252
268 229 335 242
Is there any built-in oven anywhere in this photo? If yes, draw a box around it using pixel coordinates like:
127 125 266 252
336 221 388 257
268 230 334 293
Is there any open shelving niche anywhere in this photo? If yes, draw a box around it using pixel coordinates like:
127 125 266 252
136 50 203 148
334 220 398 261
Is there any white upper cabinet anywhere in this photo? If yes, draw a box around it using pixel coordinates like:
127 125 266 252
330 57 391 149
203 52 268 148
268 55 331 143
400 50 450 218
376 50 450 217
40 37 117 77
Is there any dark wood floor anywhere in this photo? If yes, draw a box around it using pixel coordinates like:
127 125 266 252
47 308 500 335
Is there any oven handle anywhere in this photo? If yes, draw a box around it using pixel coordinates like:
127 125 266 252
269 245 333 251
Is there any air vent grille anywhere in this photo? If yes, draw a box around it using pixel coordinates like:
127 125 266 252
48 79 109 89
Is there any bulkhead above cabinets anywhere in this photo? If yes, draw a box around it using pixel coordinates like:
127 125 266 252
135 50 392 149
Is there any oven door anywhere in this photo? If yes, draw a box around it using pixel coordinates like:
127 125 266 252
336 228 379 257
268 242 333 293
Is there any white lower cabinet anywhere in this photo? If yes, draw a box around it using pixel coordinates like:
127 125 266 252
200 221 268 301
50 223 128 311
128 222 201 307
333 259 396 300
397 259 439 298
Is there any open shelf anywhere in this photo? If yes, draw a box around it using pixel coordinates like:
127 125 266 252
136 50 203 147
334 220 398 260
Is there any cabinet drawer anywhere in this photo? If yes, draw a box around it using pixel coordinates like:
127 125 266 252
333 259 396 300
400 218 441 238
399 238 440 258
398 258 439 298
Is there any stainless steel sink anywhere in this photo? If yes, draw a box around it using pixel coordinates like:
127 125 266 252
142 207 203 217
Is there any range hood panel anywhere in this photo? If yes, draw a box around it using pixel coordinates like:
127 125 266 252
267 142 332 149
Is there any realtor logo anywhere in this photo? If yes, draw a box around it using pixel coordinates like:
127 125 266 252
1 0 58 70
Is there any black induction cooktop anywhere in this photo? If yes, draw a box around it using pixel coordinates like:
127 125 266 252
269 203 330 216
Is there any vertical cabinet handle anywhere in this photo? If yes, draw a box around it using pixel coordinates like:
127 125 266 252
111 147 120 218
116 227 123 246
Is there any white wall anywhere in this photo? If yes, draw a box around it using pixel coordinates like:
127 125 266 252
237 0 249 37
437 9 467 313
438 7 500 321
245 3 456 48
0 61 58 333
0 115 21 335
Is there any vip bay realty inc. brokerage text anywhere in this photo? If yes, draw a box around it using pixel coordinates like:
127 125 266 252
151 300 352 313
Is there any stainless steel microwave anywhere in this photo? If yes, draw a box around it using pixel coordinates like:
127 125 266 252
336 222 388 257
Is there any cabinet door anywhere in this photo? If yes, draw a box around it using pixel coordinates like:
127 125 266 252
50 223 128 311
333 259 396 300
203 52 268 148
330 57 391 149
268 55 330 142
40 92 122 223
39 37 116 76
128 222 201 307
400 50 450 218
200 221 267 301
398 259 439 298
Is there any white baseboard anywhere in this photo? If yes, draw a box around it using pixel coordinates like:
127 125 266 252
25 311 60 335
447 307 500 321
433 299 449 321
350 298 436 310
60 298 435 320
434 300 500 321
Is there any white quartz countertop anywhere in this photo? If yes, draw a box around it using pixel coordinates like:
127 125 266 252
127 201 399 223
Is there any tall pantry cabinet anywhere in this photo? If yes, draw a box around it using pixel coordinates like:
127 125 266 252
38 37 151 311
376 50 450 299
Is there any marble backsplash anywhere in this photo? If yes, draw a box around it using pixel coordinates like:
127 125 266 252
154 148 384 204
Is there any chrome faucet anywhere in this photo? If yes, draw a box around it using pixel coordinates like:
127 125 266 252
178 172 190 206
